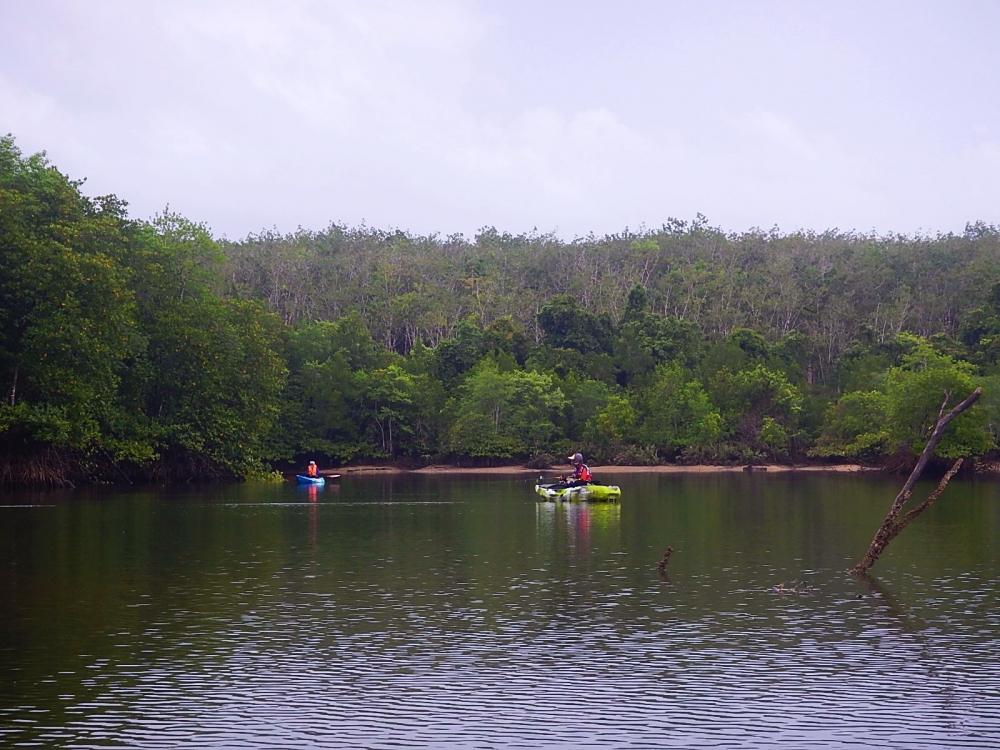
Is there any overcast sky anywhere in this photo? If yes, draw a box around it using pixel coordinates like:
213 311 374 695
3 0 998 239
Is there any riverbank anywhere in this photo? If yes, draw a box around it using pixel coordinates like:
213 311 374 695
336 463 879 476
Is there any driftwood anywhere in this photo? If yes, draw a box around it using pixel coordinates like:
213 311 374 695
849 387 981 575
656 546 674 576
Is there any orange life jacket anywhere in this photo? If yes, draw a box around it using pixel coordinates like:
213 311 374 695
574 463 592 482
307 464 318 477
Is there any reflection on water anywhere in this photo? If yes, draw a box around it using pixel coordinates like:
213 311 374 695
536 499 621 558
0 473 998 748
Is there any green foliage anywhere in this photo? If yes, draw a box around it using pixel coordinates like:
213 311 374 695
811 391 890 459
3 134 999 482
446 359 567 458
959 303 1000 368
835 332 913 392
711 364 803 456
615 310 700 385
244 467 286 483
0 136 139 454
1 137 286 481
759 416 789 453
525 345 617 384
359 363 419 458
434 315 486 387
701 328 771 382
815 339 992 460
538 295 613 354
882 341 991 458
558 376 613 441
588 393 637 445
633 363 722 456
288 314 384 371
772 332 812 385
484 316 530 364
141 297 286 475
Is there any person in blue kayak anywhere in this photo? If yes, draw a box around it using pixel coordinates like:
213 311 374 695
306 460 319 478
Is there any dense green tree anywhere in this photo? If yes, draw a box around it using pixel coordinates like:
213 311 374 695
142 297 286 476
4 135 1000 482
958 283 1000 369
814 338 991 460
711 364 803 457
359 364 419 458
538 294 614 354
434 315 487 387
811 391 890 459
614 310 700 385
446 359 567 459
558 375 614 443
268 315 385 465
0 137 141 466
833 330 912 392
525 345 617 384
483 315 530 364
126 214 287 477
587 393 637 446
882 339 991 458
633 363 722 457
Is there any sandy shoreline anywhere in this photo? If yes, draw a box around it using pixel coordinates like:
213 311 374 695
335 463 878 476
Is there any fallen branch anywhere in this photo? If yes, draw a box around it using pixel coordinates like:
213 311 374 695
849 387 981 575
656 546 674 576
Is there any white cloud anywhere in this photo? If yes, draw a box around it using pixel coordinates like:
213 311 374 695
0 75 58 127
975 140 1000 165
3 1 998 237
740 110 820 161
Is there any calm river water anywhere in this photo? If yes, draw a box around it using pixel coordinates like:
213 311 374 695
1 473 998 748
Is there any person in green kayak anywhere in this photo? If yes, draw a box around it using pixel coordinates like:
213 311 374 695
557 452 592 487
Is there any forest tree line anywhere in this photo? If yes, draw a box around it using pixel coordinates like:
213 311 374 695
3 136 1000 485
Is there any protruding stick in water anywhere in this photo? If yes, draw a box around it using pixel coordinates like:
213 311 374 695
657 546 674 575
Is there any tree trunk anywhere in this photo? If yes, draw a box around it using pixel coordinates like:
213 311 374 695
849 387 981 575
8 361 17 406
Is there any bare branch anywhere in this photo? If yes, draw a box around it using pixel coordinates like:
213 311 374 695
888 387 981 518
850 387 981 575
899 458 963 526
936 390 950 424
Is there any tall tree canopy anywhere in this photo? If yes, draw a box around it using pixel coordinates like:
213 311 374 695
1 135 997 483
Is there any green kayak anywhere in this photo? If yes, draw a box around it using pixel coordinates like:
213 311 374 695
535 483 622 502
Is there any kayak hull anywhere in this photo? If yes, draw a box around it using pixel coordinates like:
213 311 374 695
295 475 326 485
535 483 621 502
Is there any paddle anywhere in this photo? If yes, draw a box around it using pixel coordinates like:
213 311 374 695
537 472 603 486
536 473 569 488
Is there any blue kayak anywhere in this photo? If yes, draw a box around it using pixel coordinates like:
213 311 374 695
295 474 325 485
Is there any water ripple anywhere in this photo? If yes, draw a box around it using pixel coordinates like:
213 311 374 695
2 477 998 748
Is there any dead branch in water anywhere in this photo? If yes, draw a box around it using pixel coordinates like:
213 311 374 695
850 387 981 575
656 546 674 576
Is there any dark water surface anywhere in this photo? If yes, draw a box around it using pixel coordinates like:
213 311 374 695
1 473 998 748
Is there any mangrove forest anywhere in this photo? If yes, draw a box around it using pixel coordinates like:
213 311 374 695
2 135 1000 485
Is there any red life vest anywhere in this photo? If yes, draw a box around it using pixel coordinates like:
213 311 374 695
575 464 592 482
307 464 318 477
